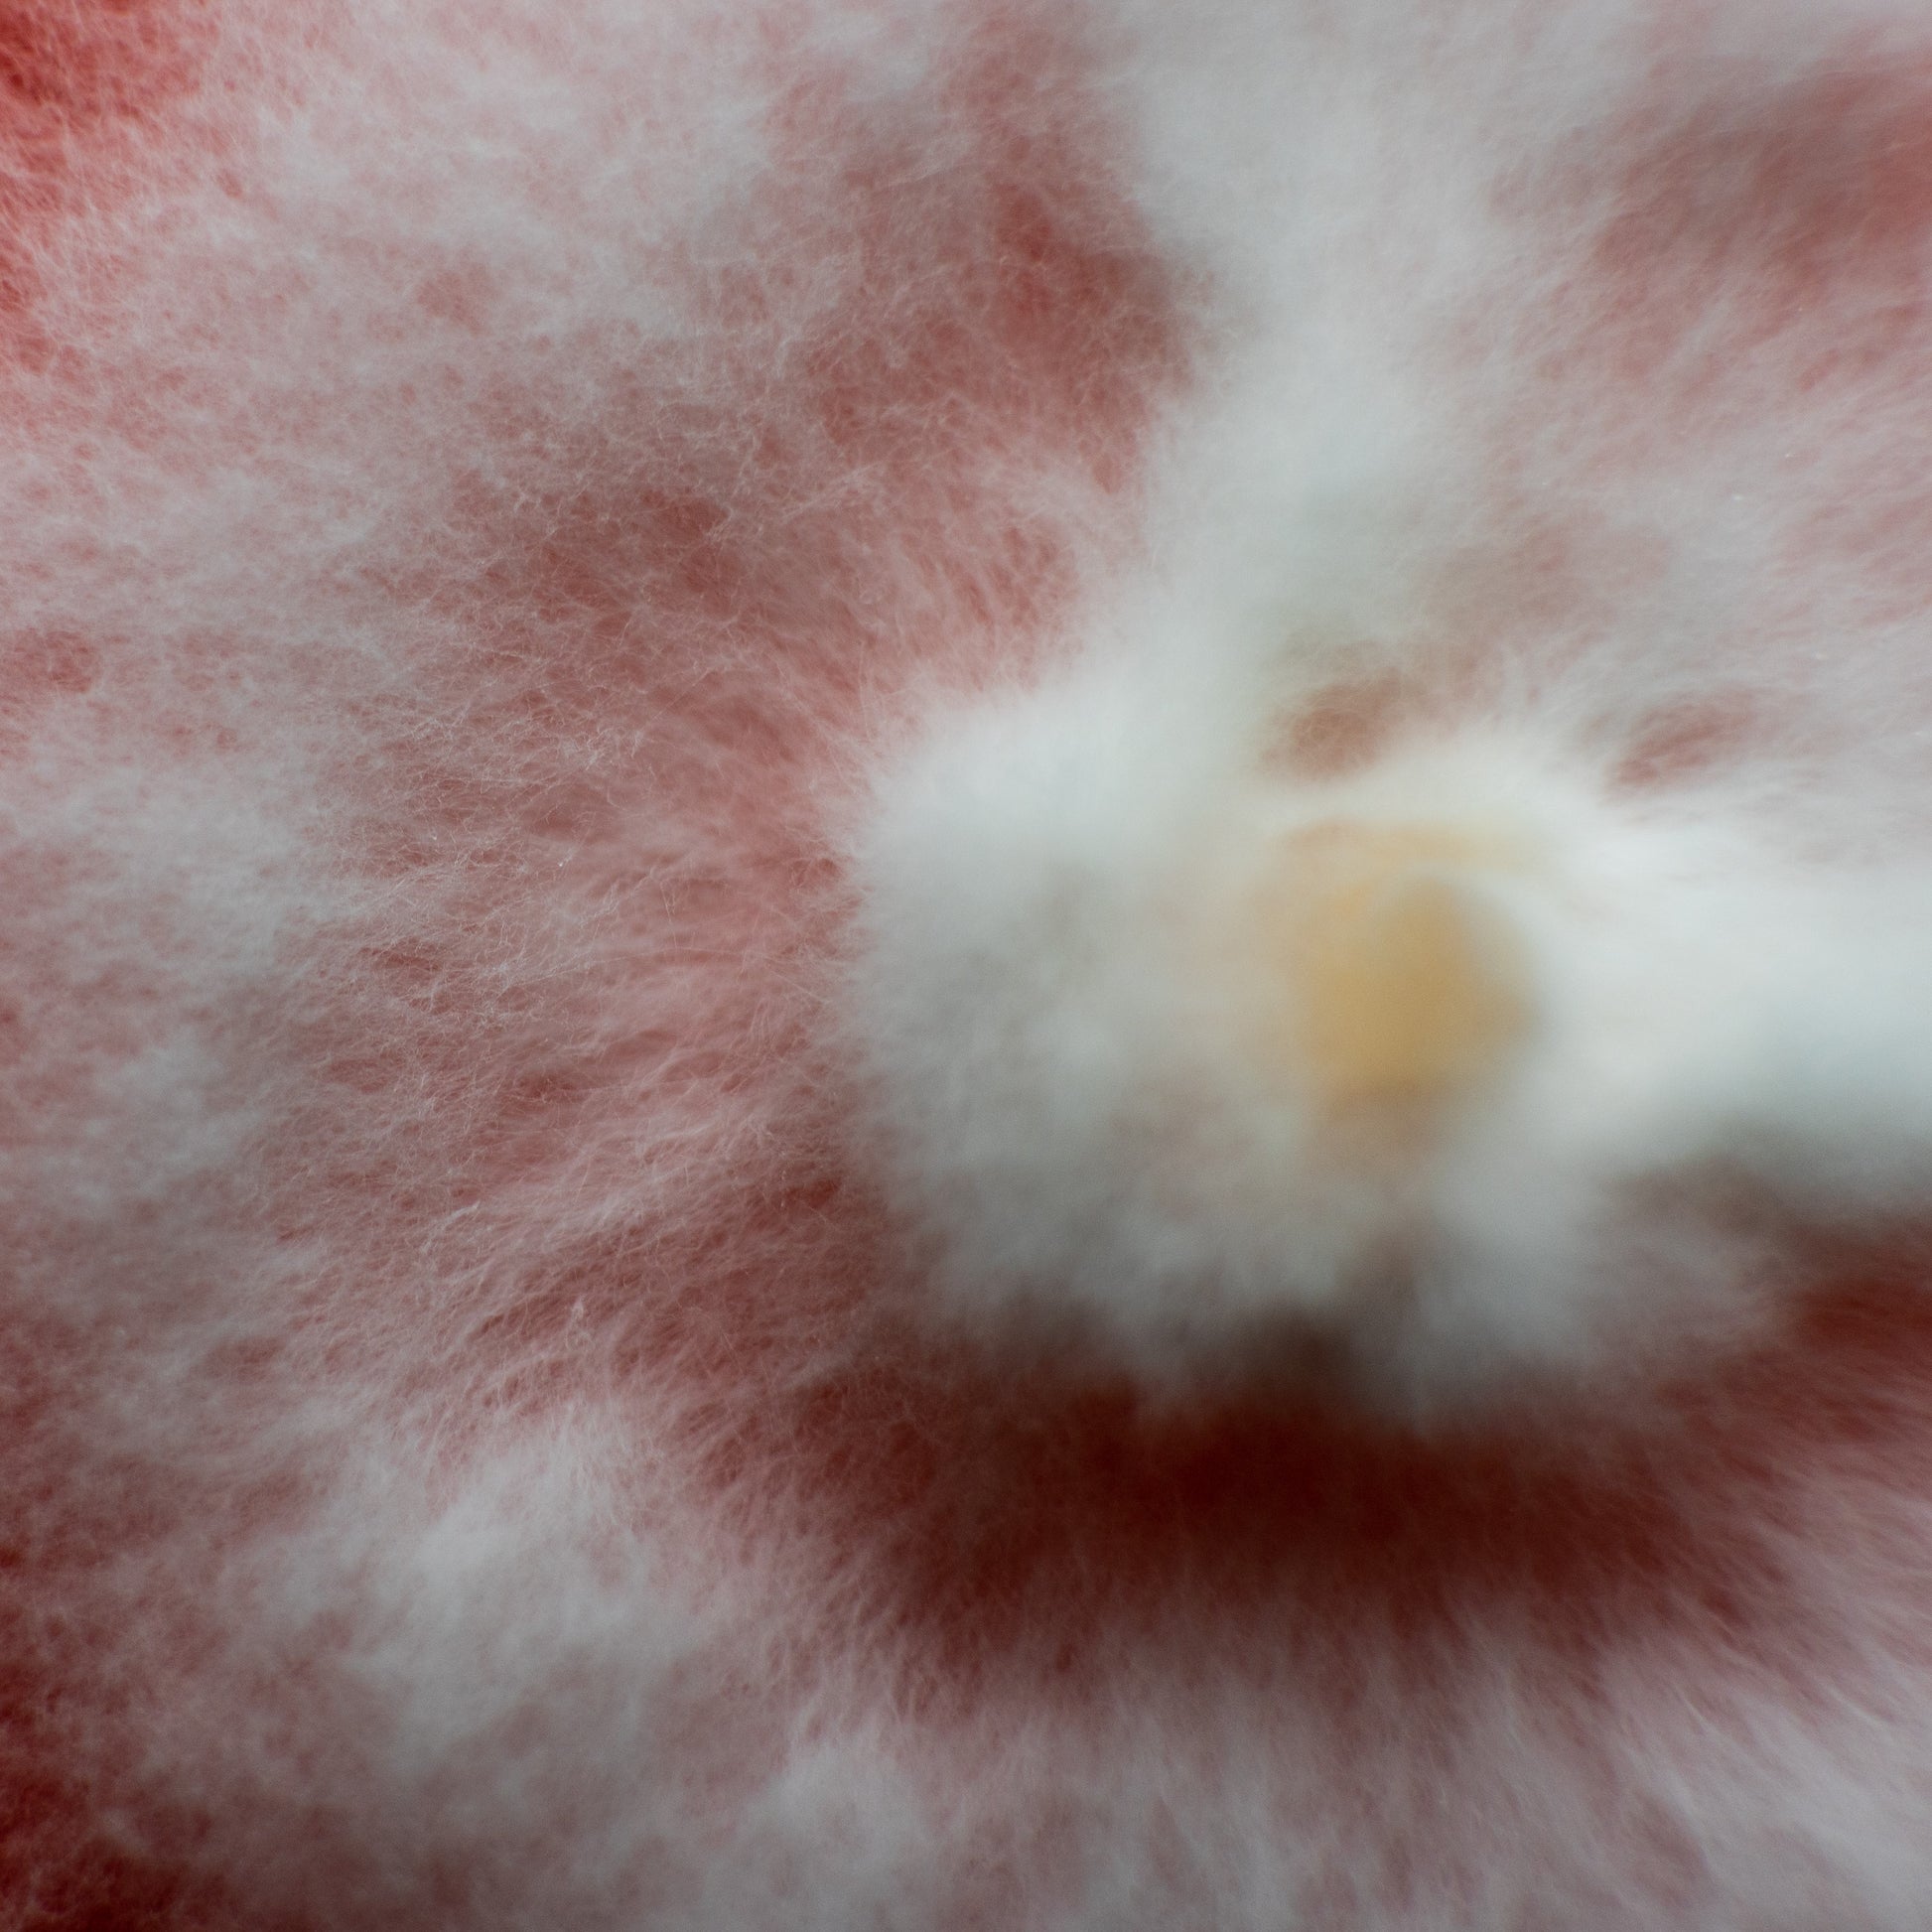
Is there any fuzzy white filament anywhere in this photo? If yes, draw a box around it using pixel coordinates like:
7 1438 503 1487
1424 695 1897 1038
851 674 1932 1406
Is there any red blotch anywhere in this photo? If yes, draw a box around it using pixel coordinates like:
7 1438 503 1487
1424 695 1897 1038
658 1203 1932 1814
0 629 103 749
1561 47 1932 393
0 0 214 328
1272 672 1414 781
1613 690 1770 789
437 6 1181 683
299 2 1189 1358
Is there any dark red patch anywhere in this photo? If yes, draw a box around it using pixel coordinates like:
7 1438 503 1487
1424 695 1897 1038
1551 44 1932 397
649 1215 1932 1784
296 0 1190 1404
0 1339 307 1932
0 0 214 330
1272 672 1415 780
424 2 1181 718
1613 690 1770 789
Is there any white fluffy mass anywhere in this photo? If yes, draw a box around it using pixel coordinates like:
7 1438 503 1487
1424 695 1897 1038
849 623 1932 1408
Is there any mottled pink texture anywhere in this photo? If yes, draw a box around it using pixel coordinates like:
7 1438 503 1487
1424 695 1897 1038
9 4 1932 1927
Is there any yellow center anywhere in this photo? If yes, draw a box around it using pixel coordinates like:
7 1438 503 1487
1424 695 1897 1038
1246 822 1535 1115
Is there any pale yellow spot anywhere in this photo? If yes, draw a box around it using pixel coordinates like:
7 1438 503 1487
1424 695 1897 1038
1248 822 1535 1115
